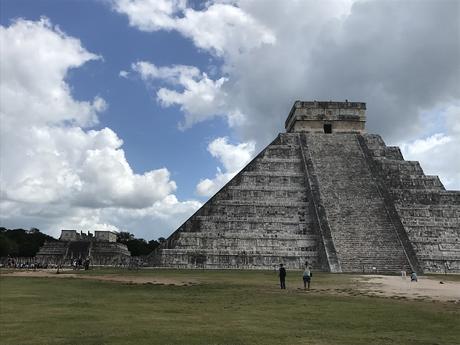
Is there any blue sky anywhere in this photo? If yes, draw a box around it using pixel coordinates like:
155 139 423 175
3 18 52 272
1 0 229 201
1 0 459 240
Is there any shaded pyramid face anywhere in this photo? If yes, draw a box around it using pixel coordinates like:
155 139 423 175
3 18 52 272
157 102 460 273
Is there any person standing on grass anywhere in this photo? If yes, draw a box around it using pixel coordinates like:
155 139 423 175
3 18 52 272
303 265 312 290
279 263 287 289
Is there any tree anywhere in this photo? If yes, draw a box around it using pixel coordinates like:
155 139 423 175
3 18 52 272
148 240 160 251
0 228 56 257
117 232 135 243
0 234 17 256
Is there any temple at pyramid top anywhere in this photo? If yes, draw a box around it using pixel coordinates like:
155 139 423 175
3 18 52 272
285 100 367 133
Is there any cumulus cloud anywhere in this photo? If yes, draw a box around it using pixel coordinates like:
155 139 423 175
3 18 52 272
196 137 255 196
399 104 460 190
216 0 460 144
112 0 186 31
0 17 103 128
132 61 245 128
119 0 460 189
112 0 275 57
401 134 460 191
0 18 200 238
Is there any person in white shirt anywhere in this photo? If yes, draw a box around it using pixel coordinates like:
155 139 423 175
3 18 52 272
302 265 312 290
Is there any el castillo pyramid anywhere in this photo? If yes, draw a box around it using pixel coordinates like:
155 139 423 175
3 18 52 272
154 101 460 273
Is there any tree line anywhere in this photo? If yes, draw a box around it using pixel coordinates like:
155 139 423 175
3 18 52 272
116 231 165 256
0 227 166 257
0 227 56 257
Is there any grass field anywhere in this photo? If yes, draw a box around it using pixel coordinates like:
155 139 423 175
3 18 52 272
1 269 459 345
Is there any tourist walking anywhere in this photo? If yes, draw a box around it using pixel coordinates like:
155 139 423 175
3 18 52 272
303 265 312 290
279 264 286 289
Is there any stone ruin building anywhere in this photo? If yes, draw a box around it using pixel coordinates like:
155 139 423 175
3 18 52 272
36 230 131 265
154 101 460 274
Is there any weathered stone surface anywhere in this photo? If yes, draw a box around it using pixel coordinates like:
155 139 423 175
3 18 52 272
302 132 410 273
154 101 459 273
363 135 460 273
36 230 130 265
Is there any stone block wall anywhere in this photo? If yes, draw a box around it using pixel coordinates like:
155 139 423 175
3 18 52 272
285 101 366 133
160 133 322 269
36 241 67 264
363 134 460 273
35 240 131 266
91 242 131 265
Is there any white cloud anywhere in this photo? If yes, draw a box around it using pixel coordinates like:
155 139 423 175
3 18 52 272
207 136 255 172
400 133 460 191
121 0 460 189
399 104 460 191
112 0 275 57
196 137 255 196
133 61 200 82
196 169 235 198
0 18 200 239
119 70 129 78
400 134 452 156
112 0 186 31
0 17 103 128
132 61 243 128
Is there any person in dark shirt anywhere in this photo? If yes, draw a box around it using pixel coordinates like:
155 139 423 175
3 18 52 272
279 263 287 289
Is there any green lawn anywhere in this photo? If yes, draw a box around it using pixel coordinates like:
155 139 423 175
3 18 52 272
0 269 459 345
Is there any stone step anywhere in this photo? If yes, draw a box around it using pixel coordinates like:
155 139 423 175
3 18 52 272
213 200 309 207
161 248 318 256
303 132 410 270
391 190 460 204
178 232 319 240
227 185 306 191
195 216 309 224
242 171 304 177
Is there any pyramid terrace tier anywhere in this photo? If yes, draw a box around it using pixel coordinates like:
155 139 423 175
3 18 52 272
172 234 319 253
362 134 460 273
160 248 321 269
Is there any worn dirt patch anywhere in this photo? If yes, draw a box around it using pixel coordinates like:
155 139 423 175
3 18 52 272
355 275 460 302
0 270 197 286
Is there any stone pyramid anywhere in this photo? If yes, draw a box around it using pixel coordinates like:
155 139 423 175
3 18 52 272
155 101 460 273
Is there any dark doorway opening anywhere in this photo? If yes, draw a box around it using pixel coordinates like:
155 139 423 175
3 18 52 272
324 124 332 133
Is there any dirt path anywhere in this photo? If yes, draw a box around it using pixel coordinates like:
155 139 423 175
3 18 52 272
0 270 197 286
355 275 460 302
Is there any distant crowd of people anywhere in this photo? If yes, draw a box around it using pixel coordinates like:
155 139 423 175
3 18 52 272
2 256 144 270
71 258 91 270
5 257 57 269
3 256 91 270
